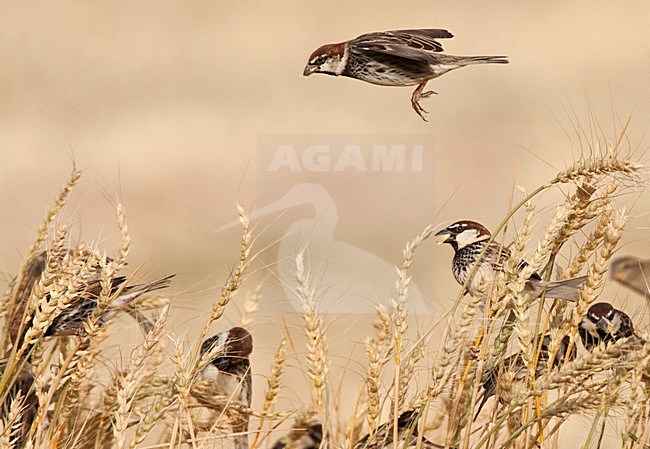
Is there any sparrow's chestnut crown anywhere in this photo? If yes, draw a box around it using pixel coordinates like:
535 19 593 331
303 43 346 76
201 326 253 361
586 302 615 323
435 220 491 248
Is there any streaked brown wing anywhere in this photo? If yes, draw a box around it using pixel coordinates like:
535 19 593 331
351 29 453 61
488 242 543 281
486 241 511 272
618 311 635 338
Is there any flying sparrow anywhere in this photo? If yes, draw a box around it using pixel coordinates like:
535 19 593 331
435 220 586 301
303 29 508 121
610 256 650 298
9 249 173 346
194 326 253 449
474 334 574 420
353 410 443 449
578 302 636 351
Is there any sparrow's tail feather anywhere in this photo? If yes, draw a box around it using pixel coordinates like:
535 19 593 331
537 276 588 302
459 55 509 65
112 274 175 309
99 274 174 331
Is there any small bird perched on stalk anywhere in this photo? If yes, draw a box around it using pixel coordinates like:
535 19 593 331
474 335 575 420
610 256 650 299
578 302 639 351
271 418 324 449
43 275 173 337
303 29 508 121
193 327 253 449
353 410 443 449
7 249 173 349
435 220 587 301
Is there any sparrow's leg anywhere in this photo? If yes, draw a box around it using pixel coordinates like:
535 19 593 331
410 82 430 121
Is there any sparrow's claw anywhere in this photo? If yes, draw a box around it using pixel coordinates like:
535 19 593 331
411 99 428 121
411 82 432 121
420 90 438 98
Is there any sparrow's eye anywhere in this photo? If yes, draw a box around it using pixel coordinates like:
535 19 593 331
312 55 327 65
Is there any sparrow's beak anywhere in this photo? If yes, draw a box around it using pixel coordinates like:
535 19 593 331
596 317 612 333
434 229 452 245
303 64 317 76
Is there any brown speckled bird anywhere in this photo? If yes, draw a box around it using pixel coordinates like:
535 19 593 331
474 335 574 420
303 29 508 121
43 275 172 337
271 419 324 449
195 327 253 449
8 249 173 349
435 220 586 301
610 256 650 298
353 410 443 449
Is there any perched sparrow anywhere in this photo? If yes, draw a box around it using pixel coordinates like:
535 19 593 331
578 302 636 351
44 274 173 337
9 250 173 346
303 29 508 121
194 327 253 449
435 220 586 301
271 420 324 449
474 335 574 419
353 410 443 449
610 256 650 298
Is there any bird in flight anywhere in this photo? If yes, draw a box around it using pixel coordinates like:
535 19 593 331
303 29 508 121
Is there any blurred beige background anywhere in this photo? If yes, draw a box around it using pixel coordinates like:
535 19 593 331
1 1 649 445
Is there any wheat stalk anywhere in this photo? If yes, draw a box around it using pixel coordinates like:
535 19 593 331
294 252 329 417
250 336 286 449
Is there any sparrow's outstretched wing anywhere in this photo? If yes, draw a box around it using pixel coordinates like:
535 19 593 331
351 29 453 61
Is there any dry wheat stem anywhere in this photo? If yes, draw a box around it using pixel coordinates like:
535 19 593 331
0 168 81 321
0 391 26 448
191 205 252 383
294 252 329 417
570 209 627 341
364 337 382 435
112 305 170 448
239 285 262 328
250 336 286 449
